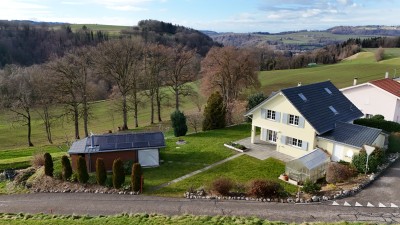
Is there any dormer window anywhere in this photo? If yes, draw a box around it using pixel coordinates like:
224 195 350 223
329 106 339 115
324 88 332 95
298 93 307 102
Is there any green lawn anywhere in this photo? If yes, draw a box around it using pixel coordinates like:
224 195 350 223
364 48 400 59
153 155 297 197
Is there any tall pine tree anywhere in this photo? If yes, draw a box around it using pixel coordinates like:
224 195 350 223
202 92 226 131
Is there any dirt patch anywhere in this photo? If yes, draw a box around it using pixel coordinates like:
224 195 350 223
320 174 369 197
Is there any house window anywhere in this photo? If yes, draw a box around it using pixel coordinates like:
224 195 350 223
365 114 373 119
267 130 277 142
289 114 299 125
324 88 332 95
329 106 339 115
298 93 307 102
287 137 303 148
267 110 276 120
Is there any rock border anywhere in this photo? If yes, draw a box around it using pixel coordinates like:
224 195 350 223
223 143 248 153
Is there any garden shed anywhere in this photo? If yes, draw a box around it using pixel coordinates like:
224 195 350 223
68 132 165 172
285 148 329 183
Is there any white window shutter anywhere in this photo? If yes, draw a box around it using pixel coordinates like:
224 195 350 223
282 113 288 124
280 135 286 144
261 108 266 119
302 141 308 150
298 117 305 128
275 112 281 122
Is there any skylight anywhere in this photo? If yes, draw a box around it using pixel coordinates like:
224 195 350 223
298 93 307 102
324 88 332 95
329 106 339 115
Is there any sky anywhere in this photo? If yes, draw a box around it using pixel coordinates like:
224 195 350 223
1 0 400 33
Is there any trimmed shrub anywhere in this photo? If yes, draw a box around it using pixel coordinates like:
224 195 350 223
77 156 89 183
246 93 268 122
371 114 384 120
43 153 53 177
326 162 355 184
61 155 72 181
301 179 321 194
202 92 226 131
170 110 188 137
112 158 125 189
352 148 385 173
354 118 400 133
131 163 142 192
211 177 233 196
123 160 134 175
96 158 107 185
388 133 400 153
247 179 283 198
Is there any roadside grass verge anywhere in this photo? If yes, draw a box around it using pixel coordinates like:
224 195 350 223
153 155 297 197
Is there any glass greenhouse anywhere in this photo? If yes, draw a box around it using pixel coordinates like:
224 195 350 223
285 148 330 184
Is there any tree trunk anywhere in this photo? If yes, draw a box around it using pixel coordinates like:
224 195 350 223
175 88 179 111
150 93 154 124
43 106 53 144
83 94 89 137
133 91 139 128
73 103 80 139
156 88 162 122
27 109 33 147
122 94 128 130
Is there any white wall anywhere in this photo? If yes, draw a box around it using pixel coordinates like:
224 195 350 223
342 84 398 121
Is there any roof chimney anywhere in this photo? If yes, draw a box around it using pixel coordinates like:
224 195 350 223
353 77 358 86
90 132 94 148
385 72 389 79
297 82 302 87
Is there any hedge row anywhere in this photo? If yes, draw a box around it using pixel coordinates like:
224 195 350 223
354 118 400 133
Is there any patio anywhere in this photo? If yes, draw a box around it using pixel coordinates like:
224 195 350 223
235 136 294 162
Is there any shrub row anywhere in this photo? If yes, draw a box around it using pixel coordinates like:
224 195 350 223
354 118 400 133
352 148 385 173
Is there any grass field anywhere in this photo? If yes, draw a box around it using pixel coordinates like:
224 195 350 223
364 48 400 59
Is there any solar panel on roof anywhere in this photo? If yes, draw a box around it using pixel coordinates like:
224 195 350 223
107 136 116 143
101 143 116 150
117 135 126 143
133 141 149 148
117 142 132 149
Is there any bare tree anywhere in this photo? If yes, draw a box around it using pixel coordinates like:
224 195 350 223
165 45 199 111
375 47 385 62
0 65 37 146
201 46 260 124
94 38 144 129
186 112 203 133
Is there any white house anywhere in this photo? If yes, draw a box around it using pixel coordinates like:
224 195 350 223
245 81 386 163
341 78 400 122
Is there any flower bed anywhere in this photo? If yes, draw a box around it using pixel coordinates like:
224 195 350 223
224 142 249 152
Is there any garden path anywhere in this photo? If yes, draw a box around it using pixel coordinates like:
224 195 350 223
150 153 243 191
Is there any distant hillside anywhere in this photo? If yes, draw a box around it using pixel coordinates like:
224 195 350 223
207 25 400 51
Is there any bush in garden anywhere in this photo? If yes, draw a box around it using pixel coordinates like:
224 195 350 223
352 148 385 173
77 156 89 183
61 155 73 181
202 92 226 131
123 160 134 175
247 179 283 198
211 177 233 196
131 163 142 192
43 152 53 177
354 118 400 133
301 179 321 194
31 150 45 168
170 110 188 137
112 158 125 189
96 158 107 185
326 162 355 184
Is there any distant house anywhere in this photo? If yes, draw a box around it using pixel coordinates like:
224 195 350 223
245 81 386 163
341 77 400 122
68 132 165 172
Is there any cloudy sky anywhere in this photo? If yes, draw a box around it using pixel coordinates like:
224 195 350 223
1 0 399 33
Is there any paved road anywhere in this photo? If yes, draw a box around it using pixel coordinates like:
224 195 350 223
0 193 400 223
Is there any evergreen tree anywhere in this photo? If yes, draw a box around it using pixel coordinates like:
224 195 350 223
44 152 53 177
61 155 72 180
170 110 188 137
202 92 226 131
77 156 89 183
96 158 107 185
131 163 143 192
246 93 268 122
112 158 125 189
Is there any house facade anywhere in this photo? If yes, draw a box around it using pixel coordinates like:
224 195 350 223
68 132 165 172
341 78 400 122
245 81 386 162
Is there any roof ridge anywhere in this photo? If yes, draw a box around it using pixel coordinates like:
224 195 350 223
281 80 331 91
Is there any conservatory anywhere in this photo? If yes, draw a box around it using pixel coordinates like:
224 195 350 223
285 148 330 184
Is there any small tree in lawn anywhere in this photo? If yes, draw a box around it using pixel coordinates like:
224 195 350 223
61 155 72 181
44 152 53 177
170 110 188 137
131 163 142 192
96 158 107 185
202 92 226 131
112 158 125 189
77 156 89 183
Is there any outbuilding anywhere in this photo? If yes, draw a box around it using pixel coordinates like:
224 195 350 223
68 132 165 172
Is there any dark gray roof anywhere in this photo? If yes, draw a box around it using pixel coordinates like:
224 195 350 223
281 81 363 134
318 122 382 148
68 132 165 154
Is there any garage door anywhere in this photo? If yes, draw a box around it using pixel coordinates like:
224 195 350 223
332 144 344 162
138 149 159 167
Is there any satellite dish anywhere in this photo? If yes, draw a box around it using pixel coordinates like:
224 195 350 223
364 145 375 156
